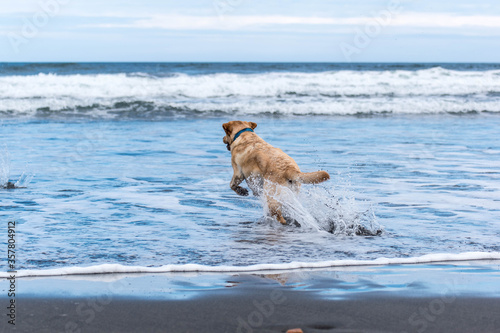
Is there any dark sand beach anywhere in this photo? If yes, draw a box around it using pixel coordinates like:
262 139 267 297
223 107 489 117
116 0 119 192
2 261 500 332
10 294 500 332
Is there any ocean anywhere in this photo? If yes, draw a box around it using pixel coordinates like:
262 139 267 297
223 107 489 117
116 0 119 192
1 62 499 277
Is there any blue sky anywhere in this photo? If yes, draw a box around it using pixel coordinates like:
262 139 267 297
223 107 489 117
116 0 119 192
1 0 499 62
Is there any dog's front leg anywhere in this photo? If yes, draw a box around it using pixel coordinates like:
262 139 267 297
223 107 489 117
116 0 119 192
230 165 249 196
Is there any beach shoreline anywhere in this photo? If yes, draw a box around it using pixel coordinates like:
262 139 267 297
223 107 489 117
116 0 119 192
2 261 499 332
2 62 500 332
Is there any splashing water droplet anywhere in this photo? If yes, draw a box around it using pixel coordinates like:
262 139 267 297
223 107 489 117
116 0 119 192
259 179 382 235
14 170 34 188
0 145 34 189
0 145 11 187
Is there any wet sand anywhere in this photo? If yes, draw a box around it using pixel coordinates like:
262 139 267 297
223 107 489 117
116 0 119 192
2 262 500 332
6 293 500 332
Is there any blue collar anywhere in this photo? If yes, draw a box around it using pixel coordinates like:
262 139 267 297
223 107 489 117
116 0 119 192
232 128 253 143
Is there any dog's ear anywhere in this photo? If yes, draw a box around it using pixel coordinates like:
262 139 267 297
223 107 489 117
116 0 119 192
249 122 257 130
222 122 231 135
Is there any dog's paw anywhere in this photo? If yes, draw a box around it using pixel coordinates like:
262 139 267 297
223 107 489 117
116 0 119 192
236 187 249 196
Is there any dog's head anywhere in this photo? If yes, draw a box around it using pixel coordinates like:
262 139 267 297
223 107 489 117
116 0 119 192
222 120 257 151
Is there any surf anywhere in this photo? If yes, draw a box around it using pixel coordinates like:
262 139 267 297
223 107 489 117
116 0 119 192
1 67 500 118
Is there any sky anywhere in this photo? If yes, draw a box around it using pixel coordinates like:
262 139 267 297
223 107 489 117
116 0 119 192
0 0 499 62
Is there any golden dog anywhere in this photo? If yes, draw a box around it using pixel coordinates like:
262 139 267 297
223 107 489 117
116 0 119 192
222 120 330 225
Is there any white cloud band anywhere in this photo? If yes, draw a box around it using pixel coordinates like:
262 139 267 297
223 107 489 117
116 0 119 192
84 13 500 30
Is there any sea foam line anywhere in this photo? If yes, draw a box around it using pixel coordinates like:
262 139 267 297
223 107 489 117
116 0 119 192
1 68 500 117
2 252 500 278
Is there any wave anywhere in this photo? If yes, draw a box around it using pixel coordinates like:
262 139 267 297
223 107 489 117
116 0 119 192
1 67 500 118
2 252 500 278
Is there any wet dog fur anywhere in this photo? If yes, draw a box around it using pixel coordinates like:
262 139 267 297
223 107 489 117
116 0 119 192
222 120 330 224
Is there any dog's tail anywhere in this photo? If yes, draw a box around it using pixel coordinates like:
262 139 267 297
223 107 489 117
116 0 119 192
297 170 330 184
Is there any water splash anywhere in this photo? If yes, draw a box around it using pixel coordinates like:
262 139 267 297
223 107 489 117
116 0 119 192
0 144 34 189
260 179 382 235
0 144 10 187
14 170 34 188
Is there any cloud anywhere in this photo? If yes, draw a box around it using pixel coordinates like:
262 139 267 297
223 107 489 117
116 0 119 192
81 13 500 31
84 15 349 30
393 13 500 28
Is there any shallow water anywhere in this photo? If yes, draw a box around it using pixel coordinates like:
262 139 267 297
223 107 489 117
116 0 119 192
1 62 500 274
1 114 500 271
7 261 500 299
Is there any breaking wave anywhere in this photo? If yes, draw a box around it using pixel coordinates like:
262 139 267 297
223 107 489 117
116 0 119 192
1 67 499 119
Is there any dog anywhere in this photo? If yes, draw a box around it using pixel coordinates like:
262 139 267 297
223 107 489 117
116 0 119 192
222 120 330 225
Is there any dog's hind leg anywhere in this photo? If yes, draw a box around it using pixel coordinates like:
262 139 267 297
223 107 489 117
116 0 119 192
263 182 287 225
267 196 287 225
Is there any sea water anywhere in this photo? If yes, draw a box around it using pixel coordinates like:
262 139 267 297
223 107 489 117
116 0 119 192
0 63 499 276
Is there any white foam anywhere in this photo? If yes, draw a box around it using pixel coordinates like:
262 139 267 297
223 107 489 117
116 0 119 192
1 68 499 117
3 252 499 278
